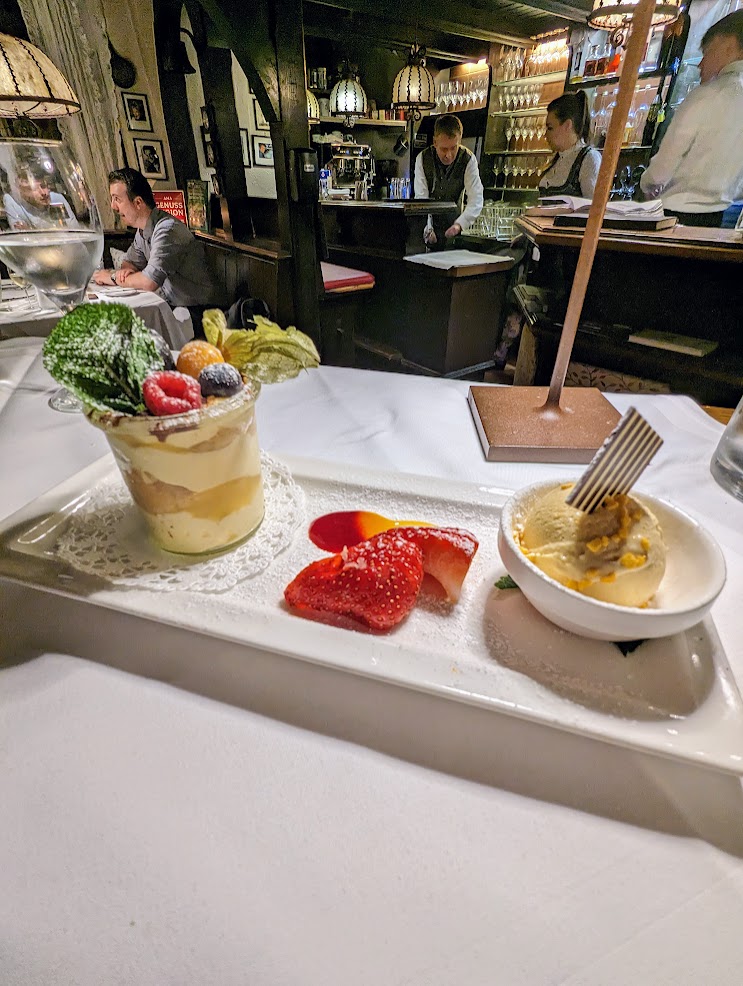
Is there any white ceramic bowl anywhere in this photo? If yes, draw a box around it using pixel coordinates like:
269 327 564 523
498 480 726 641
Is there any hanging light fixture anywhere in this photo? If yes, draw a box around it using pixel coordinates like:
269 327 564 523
0 33 80 117
589 0 681 30
306 88 320 120
391 43 436 118
329 60 367 127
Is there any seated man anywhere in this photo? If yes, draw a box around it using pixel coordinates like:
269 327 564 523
93 168 220 330
4 164 76 229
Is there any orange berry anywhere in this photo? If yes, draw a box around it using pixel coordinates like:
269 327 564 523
176 340 224 379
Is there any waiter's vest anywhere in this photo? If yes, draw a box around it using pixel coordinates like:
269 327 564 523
421 145 471 203
539 146 592 198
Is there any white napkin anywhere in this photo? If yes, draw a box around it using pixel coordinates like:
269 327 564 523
405 250 514 270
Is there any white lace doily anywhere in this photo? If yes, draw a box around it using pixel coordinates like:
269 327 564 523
55 452 305 593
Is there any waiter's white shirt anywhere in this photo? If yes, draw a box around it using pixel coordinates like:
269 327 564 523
538 139 602 199
413 147 484 230
640 59 743 213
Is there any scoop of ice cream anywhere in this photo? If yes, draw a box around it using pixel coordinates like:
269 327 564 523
518 483 666 607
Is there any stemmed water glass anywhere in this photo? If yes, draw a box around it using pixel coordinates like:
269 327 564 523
0 139 103 412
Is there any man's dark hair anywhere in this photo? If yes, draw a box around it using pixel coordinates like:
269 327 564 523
433 114 463 140
702 10 743 50
107 167 155 208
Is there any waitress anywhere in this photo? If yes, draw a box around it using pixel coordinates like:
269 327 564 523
539 91 601 199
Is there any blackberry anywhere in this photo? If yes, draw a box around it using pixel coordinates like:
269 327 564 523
198 362 243 397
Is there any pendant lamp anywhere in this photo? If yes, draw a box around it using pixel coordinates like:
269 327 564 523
329 60 367 126
0 33 80 117
307 88 320 120
391 43 436 117
589 0 682 29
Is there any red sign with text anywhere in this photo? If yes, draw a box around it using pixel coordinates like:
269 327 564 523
153 190 187 224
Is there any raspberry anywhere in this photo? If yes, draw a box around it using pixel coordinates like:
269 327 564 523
199 362 243 397
176 340 224 379
143 371 203 416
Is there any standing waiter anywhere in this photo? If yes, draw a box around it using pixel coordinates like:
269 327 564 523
414 114 484 243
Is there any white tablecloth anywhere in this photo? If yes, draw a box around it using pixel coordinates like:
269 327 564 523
0 281 193 349
2 339 743 986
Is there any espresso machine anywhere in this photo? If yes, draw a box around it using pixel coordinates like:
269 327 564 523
329 138 375 197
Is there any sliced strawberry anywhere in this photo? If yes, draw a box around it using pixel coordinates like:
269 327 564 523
284 531 424 632
391 527 478 602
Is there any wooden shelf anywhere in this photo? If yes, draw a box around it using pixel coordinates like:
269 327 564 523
493 70 566 87
430 106 487 116
309 116 406 128
489 107 547 117
569 68 665 88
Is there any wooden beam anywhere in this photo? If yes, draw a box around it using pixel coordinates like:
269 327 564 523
309 0 590 37
197 0 280 121
273 0 322 342
304 6 499 57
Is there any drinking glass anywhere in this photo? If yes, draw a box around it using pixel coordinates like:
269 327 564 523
710 397 743 502
0 139 103 412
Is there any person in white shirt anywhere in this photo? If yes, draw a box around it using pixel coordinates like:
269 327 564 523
413 114 483 242
539 90 602 199
640 10 743 227
3 164 76 229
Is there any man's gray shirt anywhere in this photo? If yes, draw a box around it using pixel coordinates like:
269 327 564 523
123 207 218 307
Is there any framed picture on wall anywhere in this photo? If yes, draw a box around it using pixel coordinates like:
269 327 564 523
133 138 168 180
252 96 269 131
200 105 210 130
252 134 273 167
240 128 251 167
187 179 210 233
122 92 152 132
201 126 221 170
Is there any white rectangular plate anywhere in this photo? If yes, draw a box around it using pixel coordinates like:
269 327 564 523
2 454 742 775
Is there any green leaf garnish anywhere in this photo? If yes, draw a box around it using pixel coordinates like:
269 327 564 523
203 309 320 384
495 574 519 590
42 303 164 414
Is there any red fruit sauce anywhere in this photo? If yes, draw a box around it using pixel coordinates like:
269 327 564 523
308 511 431 553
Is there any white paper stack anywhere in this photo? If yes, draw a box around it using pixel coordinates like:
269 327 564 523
527 196 665 219
404 250 514 270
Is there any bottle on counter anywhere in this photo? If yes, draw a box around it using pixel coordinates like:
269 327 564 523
641 88 664 146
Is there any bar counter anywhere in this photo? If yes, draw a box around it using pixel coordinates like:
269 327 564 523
322 200 515 376
515 216 743 405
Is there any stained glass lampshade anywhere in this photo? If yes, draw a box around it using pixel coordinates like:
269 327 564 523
329 70 367 120
0 33 80 117
589 0 682 29
392 44 436 111
306 88 320 120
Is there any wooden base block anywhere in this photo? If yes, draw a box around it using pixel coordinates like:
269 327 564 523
468 386 622 463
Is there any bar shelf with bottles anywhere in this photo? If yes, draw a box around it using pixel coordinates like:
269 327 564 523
566 6 691 153
493 70 566 87
432 61 491 116
481 32 570 202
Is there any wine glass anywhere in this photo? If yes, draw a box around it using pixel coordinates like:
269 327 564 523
0 139 103 412
7 269 36 310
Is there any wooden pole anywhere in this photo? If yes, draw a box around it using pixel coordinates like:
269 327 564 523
545 0 658 408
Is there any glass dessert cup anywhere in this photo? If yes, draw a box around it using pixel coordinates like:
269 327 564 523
87 380 265 555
